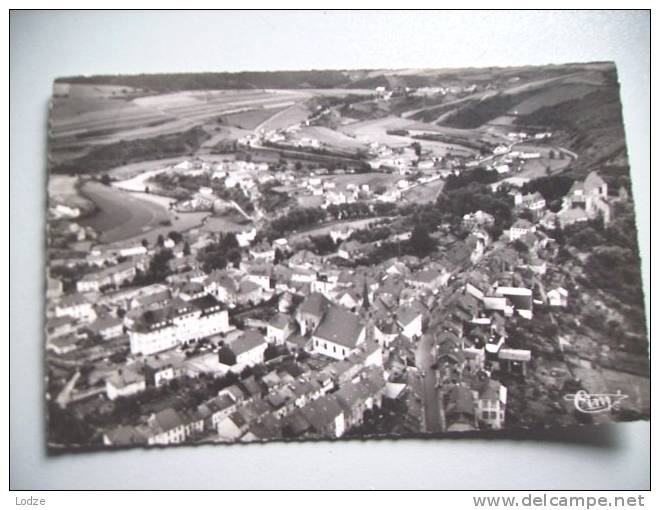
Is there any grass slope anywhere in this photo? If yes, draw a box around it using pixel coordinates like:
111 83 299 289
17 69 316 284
50 126 211 175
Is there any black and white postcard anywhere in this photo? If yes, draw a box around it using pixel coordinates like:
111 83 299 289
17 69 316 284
45 64 649 451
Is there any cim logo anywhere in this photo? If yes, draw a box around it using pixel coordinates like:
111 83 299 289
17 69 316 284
563 390 629 414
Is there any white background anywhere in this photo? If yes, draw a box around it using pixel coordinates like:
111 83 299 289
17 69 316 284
9 10 650 489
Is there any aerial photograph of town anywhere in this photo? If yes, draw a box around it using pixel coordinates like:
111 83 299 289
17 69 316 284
45 63 649 451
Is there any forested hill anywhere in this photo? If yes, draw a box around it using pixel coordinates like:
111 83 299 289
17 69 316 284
55 62 616 92
56 70 354 91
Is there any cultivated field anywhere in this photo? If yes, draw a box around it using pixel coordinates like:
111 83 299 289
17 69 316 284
50 88 314 160
254 104 311 132
220 105 295 130
508 83 598 116
404 89 497 122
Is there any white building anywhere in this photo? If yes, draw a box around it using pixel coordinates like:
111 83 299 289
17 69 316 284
473 380 507 430
105 368 146 400
266 313 292 345
53 203 81 218
76 260 137 293
146 409 187 445
115 244 148 258
236 228 257 247
218 331 268 370
129 296 230 356
55 295 96 323
547 287 568 307
311 306 365 360
249 243 275 262
514 192 546 212
494 286 533 319
509 219 536 242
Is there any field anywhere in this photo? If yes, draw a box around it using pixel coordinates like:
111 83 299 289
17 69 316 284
507 83 598 116
51 126 211 176
79 181 172 243
292 126 369 151
401 179 445 203
50 87 314 166
53 83 144 99
402 70 609 131
199 127 253 154
138 211 210 246
296 194 324 208
201 215 252 234
106 157 187 180
255 104 311 132
339 116 486 157
340 116 419 147
220 105 294 130
133 90 308 119
50 118 203 154
80 180 213 245
517 158 572 179
405 89 497 123
48 175 94 211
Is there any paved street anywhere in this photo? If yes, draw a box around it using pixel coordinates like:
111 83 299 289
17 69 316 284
415 334 442 433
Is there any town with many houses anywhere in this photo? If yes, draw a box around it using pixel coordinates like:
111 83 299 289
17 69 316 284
45 72 649 450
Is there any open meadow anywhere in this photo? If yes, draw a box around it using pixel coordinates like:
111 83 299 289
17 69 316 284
79 181 172 243
401 178 445 203
201 214 253 234
339 116 485 158
220 105 295 130
252 104 311 132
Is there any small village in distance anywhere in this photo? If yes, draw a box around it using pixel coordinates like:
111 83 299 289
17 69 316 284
45 64 649 449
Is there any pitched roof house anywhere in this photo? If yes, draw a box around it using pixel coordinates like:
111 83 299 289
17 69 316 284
296 292 331 335
312 306 365 360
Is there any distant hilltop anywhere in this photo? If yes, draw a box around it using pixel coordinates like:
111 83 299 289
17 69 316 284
54 62 616 93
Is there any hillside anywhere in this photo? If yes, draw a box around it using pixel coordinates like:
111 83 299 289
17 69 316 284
55 62 615 92
56 70 357 91
50 126 211 175
515 71 628 176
